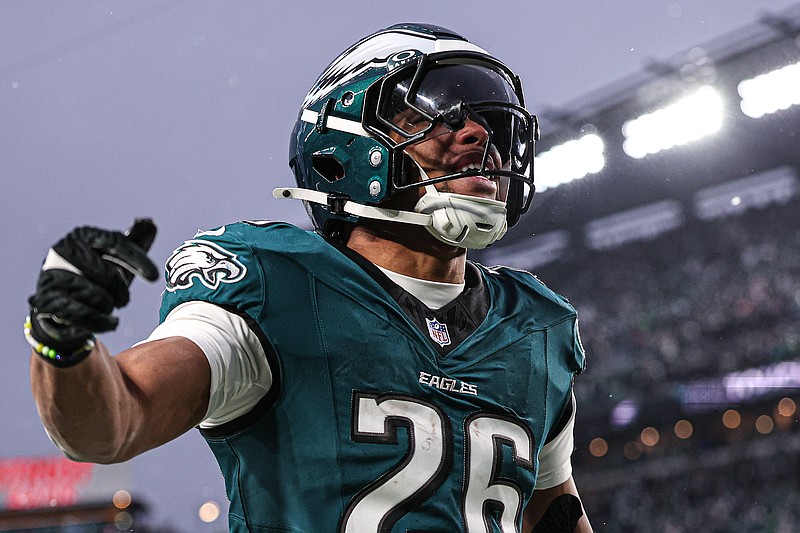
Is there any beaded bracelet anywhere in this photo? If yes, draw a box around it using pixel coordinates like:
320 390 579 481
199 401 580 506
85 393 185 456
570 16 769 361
24 316 95 367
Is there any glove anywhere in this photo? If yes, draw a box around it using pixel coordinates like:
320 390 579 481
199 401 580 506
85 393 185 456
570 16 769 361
26 218 159 367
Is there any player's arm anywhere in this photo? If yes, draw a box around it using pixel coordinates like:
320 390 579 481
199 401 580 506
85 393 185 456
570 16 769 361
522 476 593 533
31 336 210 463
26 221 210 463
522 391 592 532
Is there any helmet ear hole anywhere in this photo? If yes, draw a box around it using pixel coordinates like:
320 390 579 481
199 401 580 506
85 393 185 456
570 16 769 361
312 155 345 182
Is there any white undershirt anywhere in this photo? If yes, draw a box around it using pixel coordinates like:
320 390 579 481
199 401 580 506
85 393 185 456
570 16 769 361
376 265 465 309
145 280 575 490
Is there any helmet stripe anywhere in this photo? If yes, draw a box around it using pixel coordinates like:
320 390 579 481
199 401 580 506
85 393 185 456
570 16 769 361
301 109 371 138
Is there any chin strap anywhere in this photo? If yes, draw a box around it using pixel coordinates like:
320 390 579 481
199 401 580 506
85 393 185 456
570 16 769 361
414 184 507 249
273 187 431 225
273 182 508 249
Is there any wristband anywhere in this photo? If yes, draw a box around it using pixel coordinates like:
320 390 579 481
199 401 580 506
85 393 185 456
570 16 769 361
24 316 95 368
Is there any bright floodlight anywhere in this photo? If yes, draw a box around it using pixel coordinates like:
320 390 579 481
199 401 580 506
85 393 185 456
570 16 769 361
738 60 800 118
622 85 723 159
535 133 605 192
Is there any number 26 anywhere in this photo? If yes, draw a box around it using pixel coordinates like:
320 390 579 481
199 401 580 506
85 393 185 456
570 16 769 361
340 392 535 533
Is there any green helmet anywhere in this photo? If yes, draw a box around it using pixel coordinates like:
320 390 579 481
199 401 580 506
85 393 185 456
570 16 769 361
278 23 539 248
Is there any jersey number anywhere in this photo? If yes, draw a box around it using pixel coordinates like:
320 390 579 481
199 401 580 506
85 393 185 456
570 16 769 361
340 393 535 533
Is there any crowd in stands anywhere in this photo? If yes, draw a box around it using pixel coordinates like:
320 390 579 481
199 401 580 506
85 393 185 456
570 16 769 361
527 197 800 531
581 432 800 532
535 198 800 418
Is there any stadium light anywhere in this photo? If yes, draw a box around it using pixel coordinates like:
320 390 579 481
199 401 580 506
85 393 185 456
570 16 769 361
199 500 221 523
535 133 605 192
738 60 800 118
622 85 723 159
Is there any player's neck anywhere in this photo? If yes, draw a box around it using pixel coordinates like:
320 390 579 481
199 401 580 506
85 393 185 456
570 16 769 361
346 224 467 283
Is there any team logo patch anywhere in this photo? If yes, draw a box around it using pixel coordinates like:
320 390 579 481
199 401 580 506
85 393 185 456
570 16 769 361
425 318 451 347
165 240 246 292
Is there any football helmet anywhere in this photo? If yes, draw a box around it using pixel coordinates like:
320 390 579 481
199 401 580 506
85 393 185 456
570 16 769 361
276 23 539 248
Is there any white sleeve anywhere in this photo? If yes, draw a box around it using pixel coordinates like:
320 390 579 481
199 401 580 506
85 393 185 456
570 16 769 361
144 301 273 429
535 393 576 490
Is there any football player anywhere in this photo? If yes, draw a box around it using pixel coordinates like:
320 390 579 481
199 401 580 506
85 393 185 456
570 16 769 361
26 23 592 532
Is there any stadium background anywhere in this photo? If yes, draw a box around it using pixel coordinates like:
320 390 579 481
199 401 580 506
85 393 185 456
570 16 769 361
2 1 799 531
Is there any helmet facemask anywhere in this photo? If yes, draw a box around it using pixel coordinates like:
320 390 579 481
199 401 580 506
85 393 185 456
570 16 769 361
363 55 539 247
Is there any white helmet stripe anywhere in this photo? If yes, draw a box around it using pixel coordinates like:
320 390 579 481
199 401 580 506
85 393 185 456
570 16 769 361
301 109 371 138
302 29 488 109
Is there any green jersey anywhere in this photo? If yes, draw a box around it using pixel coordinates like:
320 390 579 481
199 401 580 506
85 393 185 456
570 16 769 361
159 221 585 532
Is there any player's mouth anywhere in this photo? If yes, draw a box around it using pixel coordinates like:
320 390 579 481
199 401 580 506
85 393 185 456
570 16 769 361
455 156 501 184
456 148 498 170
444 157 500 199
459 162 496 178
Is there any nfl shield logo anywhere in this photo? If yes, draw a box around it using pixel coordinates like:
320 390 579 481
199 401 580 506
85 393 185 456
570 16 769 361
425 318 451 347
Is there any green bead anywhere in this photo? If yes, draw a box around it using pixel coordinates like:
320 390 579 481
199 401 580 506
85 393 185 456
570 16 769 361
47 348 57 359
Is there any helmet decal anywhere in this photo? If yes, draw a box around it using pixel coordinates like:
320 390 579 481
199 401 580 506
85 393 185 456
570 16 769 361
302 28 486 110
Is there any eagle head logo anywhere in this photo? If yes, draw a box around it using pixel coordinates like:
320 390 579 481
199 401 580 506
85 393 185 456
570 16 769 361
165 240 246 292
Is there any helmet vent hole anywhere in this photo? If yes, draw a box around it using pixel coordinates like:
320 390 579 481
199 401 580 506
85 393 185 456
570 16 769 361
341 91 355 107
346 137 356 147
312 155 345 183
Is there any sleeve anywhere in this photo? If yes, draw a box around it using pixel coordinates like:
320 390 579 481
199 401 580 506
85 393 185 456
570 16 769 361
534 393 576 490
145 301 273 428
159 226 266 325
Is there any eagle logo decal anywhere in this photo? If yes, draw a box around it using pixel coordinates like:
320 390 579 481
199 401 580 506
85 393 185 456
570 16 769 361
165 240 246 292
302 31 430 109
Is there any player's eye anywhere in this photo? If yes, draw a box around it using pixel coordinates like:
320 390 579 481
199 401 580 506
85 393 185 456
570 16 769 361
401 111 430 131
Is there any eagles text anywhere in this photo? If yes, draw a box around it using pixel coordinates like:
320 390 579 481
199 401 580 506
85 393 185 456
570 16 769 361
418 372 478 395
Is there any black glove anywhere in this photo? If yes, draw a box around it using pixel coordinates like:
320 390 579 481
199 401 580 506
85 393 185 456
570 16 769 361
26 218 159 367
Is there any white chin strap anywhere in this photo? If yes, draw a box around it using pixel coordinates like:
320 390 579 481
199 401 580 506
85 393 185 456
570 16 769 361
273 182 507 250
413 184 507 249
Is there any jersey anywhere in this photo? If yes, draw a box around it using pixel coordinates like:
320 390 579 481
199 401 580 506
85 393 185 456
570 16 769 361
158 221 586 533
